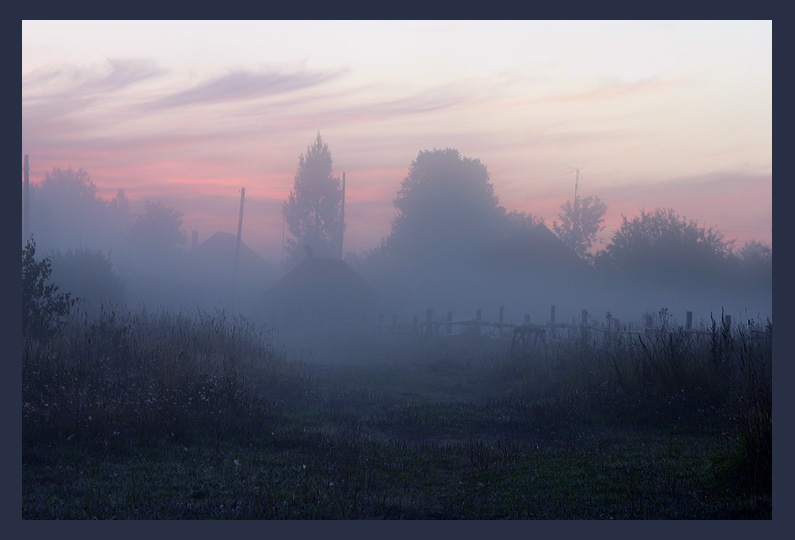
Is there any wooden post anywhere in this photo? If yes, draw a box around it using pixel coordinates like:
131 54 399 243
232 187 246 312
446 312 452 335
339 172 346 259
686 311 693 331
644 314 654 339
550 305 556 324
23 154 29 242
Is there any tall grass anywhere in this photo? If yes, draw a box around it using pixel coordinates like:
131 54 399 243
22 305 772 516
22 306 309 453
483 311 772 496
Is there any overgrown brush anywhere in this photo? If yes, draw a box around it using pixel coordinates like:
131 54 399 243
22 306 309 452
482 311 772 498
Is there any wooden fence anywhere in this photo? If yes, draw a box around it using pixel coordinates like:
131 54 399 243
369 304 770 350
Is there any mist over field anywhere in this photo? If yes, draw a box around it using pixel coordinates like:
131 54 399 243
21 144 771 352
21 21 772 519
21 132 773 522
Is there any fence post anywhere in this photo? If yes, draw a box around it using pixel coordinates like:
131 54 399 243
446 312 452 335
644 314 654 339
580 309 589 342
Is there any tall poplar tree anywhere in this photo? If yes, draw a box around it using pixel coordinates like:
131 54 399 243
283 133 344 265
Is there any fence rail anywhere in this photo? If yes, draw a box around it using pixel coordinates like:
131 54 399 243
368 304 771 350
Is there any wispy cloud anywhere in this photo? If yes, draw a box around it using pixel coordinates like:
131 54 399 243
523 77 689 106
23 58 166 97
266 84 473 132
143 68 345 109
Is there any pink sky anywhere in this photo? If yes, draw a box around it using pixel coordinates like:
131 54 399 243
22 21 772 263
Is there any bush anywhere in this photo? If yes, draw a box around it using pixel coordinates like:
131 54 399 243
22 238 75 339
21 308 308 449
49 248 125 310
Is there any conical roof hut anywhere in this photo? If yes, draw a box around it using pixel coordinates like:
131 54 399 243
265 251 380 333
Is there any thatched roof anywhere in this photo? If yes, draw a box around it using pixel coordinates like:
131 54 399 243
193 231 268 270
266 255 379 325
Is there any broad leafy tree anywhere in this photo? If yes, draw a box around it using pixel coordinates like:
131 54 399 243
552 195 607 261
129 201 187 257
28 167 134 255
388 148 503 263
283 133 344 264
50 248 126 309
595 208 732 279
22 238 75 338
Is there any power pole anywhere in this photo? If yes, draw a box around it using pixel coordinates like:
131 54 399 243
281 208 285 266
561 163 583 201
23 154 29 242
233 187 246 312
339 172 345 259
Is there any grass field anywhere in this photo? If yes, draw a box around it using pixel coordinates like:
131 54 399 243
22 309 772 519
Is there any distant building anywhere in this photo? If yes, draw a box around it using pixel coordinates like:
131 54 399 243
265 250 380 340
188 231 277 314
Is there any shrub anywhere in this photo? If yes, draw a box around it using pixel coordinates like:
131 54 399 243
22 238 76 339
49 248 125 310
22 307 308 450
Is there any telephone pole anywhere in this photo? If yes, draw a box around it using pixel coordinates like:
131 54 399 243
23 154 29 242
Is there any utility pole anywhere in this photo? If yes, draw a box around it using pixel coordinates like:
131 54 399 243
339 172 346 259
281 208 285 266
561 163 583 201
233 187 246 312
23 154 29 242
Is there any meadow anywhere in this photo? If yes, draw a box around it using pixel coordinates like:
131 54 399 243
21 308 772 519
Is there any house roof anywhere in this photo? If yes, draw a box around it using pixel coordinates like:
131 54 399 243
266 255 379 306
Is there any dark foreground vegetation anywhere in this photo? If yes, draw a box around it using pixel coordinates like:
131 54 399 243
22 303 771 519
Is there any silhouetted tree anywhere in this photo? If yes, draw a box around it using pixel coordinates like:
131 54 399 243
283 133 344 265
50 248 126 310
737 239 771 268
22 238 75 338
732 239 772 287
505 210 546 231
595 208 731 280
29 167 106 253
387 148 503 263
28 167 135 256
129 201 187 257
553 195 607 261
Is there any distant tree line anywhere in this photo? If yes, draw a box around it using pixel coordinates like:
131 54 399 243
25 138 770 318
